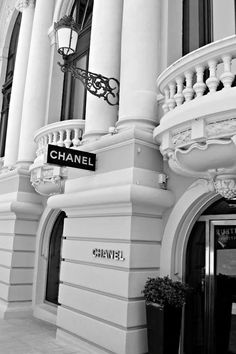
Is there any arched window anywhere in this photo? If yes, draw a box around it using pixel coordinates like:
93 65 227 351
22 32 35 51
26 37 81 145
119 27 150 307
60 0 94 121
182 0 212 55
0 13 22 157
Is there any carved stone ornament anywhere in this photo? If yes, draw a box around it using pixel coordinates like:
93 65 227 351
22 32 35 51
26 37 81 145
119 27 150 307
172 129 191 146
30 165 68 197
206 118 236 138
214 175 236 200
15 0 35 12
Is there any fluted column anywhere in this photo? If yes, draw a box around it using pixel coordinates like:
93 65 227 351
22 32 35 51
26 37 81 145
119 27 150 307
83 0 123 143
117 0 161 132
4 0 35 168
17 0 54 165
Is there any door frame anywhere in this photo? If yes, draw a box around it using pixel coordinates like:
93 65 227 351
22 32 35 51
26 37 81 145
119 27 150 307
185 215 236 354
33 208 63 324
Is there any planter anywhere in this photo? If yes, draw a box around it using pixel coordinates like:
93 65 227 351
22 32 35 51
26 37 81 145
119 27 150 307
146 302 182 354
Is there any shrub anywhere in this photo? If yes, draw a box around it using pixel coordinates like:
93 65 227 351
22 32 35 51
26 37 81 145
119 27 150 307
142 276 191 308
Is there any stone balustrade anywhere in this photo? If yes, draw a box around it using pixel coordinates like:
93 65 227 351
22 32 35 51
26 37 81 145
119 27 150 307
35 119 85 157
30 120 85 196
154 35 236 183
158 35 236 114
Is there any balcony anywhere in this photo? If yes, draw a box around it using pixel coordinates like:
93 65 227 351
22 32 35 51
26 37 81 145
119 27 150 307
30 119 85 196
153 35 236 196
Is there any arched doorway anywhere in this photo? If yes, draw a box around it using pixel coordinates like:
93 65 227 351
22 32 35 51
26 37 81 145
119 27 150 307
45 211 66 305
184 198 236 354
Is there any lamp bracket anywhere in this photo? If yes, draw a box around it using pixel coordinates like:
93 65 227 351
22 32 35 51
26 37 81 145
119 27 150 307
58 62 119 106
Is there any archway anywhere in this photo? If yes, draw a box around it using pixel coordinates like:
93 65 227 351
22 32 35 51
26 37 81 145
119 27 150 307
45 211 65 305
33 208 66 324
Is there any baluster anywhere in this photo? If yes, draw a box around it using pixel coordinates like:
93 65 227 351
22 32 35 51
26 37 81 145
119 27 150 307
43 135 48 148
206 60 219 93
48 132 53 145
167 82 176 110
193 65 206 97
183 71 194 102
79 128 84 140
40 137 44 155
64 129 72 148
220 55 234 89
57 130 64 147
174 77 184 106
162 88 170 114
72 128 80 148
52 131 58 145
36 138 42 156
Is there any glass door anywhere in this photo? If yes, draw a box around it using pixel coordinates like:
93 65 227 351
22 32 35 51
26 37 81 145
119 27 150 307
211 220 236 354
184 219 236 354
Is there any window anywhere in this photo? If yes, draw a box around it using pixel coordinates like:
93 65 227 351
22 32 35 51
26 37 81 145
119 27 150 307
0 13 22 157
60 0 94 121
182 0 212 55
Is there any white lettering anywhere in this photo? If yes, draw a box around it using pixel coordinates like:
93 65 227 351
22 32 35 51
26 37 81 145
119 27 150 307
74 155 82 164
82 156 88 165
66 153 74 162
88 157 94 166
58 151 66 160
50 150 57 159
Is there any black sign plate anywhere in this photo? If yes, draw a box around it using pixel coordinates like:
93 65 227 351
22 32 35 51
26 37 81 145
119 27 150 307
47 144 96 171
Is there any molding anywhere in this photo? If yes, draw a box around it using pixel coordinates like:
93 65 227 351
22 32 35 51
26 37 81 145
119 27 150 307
48 183 175 217
80 127 156 153
160 180 218 278
0 200 43 218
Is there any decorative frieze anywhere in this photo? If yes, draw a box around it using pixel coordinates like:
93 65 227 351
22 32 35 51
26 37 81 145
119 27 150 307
15 0 35 12
206 118 236 138
172 129 191 146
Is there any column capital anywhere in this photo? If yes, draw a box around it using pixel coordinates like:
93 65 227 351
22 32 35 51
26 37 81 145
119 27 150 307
15 0 35 12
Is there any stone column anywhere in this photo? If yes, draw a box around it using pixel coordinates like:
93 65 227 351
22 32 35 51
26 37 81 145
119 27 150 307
117 0 161 132
4 0 35 168
83 0 123 143
17 0 55 165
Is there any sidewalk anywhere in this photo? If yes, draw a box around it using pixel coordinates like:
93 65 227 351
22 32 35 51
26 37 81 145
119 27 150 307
0 317 87 354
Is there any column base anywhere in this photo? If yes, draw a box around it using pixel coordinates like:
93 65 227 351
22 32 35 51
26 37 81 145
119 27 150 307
116 116 157 132
0 299 33 319
82 129 110 144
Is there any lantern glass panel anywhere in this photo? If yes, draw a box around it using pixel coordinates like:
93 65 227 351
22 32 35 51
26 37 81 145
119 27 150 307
57 27 78 56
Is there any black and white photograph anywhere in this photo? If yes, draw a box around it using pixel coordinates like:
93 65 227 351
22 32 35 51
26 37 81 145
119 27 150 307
0 0 235 353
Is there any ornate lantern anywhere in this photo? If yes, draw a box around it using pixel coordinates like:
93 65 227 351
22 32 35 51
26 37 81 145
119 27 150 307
54 16 80 57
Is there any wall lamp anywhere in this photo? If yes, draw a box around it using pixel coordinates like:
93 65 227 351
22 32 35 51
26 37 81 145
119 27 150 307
54 16 119 106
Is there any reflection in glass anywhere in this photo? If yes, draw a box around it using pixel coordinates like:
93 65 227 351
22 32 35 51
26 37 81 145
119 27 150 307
215 225 236 354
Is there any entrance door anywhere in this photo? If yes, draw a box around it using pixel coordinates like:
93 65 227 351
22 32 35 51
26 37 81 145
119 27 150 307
45 211 65 305
184 219 236 354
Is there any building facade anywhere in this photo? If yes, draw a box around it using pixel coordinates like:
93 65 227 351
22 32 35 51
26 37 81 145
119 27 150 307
0 0 236 353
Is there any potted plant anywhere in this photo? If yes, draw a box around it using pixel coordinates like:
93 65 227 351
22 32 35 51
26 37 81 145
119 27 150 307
142 276 190 354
